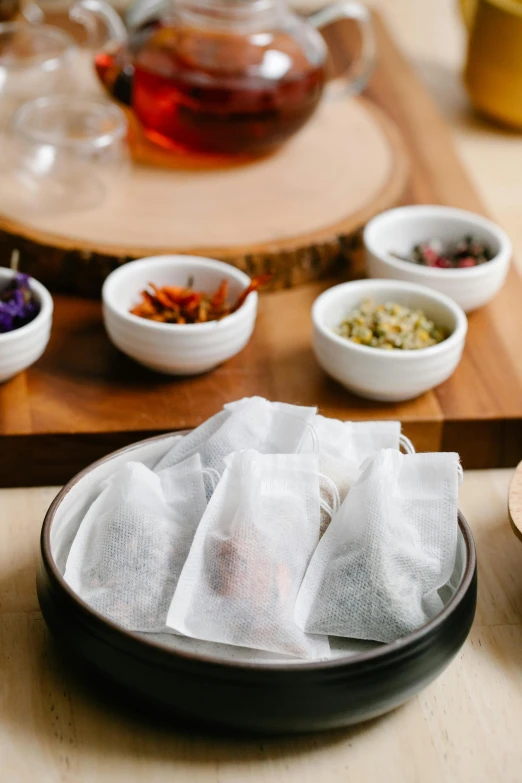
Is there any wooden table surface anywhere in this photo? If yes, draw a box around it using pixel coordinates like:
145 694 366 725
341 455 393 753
3 469 521 782
3 0 522 781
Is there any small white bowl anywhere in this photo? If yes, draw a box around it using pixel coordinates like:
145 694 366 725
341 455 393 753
312 279 468 402
102 255 258 375
364 205 512 312
0 268 53 383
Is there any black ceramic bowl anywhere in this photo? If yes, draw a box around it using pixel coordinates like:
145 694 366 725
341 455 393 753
37 433 477 734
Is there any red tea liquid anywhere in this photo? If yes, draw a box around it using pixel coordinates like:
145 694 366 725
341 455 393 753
96 25 325 156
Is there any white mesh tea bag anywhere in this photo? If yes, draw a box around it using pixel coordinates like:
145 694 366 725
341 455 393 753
303 416 413 535
64 456 207 632
305 416 404 461
310 418 411 501
167 450 330 659
156 397 316 478
224 396 313 418
154 409 231 471
294 449 460 644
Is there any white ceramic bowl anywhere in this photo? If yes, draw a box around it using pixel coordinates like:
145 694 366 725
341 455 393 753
364 205 512 312
0 268 53 383
312 279 468 402
102 255 258 375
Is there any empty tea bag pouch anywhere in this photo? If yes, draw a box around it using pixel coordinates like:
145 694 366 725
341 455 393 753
304 416 404 458
294 449 460 644
156 397 316 478
167 450 330 659
225 402 342 535
223 396 313 417
154 409 231 472
221 397 317 462
64 456 207 632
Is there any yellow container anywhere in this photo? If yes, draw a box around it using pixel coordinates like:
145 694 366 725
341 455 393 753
461 0 522 128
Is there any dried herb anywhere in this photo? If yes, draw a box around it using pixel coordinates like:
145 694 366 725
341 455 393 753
130 274 271 324
0 273 39 334
391 235 494 269
335 299 446 351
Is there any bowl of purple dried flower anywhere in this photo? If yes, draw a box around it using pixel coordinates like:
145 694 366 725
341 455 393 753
0 267 53 382
364 206 512 312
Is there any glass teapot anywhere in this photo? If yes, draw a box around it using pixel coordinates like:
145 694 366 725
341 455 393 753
71 0 374 156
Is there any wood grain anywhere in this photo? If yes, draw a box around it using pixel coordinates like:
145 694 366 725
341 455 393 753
1 469 520 781
0 283 443 486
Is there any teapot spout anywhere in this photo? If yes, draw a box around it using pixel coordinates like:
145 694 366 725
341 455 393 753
70 0 128 49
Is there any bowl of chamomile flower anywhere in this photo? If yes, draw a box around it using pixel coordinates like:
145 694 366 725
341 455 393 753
311 279 467 402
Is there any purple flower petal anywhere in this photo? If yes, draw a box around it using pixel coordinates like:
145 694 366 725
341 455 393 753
0 273 40 332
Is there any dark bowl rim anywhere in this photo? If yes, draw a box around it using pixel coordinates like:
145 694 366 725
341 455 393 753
40 432 477 673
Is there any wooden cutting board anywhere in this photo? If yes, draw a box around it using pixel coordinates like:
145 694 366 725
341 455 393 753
1 13 521 486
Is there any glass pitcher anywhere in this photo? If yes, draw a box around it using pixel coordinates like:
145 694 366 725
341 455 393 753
71 0 375 156
0 21 76 127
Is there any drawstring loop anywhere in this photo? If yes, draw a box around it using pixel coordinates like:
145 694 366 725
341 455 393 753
202 467 221 491
297 420 320 454
399 433 415 454
318 472 341 520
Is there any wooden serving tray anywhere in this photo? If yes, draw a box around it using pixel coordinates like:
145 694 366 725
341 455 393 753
0 97 408 295
0 15 408 296
1 14 521 486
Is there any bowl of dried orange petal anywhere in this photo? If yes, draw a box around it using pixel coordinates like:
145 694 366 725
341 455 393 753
102 255 266 375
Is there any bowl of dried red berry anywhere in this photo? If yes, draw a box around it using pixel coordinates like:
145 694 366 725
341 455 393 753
0 266 53 382
102 255 267 375
364 205 512 312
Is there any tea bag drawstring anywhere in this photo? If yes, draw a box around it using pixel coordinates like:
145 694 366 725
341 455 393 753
318 472 341 521
296 421 341 519
203 467 221 491
298 421 320 454
457 463 464 485
399 433 415 454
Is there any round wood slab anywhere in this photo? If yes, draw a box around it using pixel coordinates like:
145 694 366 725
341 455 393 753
0 90 408 296
508 461 522 542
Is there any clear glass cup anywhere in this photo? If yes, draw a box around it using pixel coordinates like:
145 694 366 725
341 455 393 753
3 95 129 211
0 22 76 124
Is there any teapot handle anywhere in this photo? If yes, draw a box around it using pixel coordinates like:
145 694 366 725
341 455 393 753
70 0 128 49
308 1 375 95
